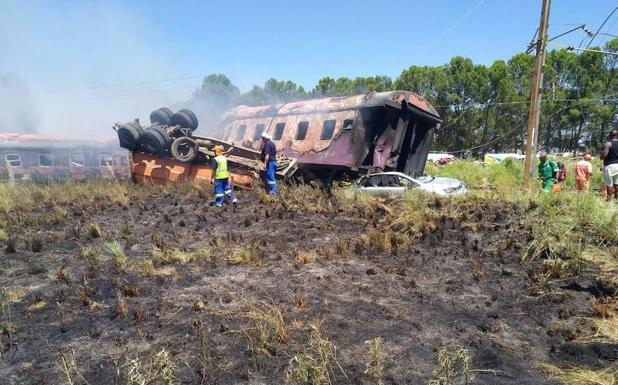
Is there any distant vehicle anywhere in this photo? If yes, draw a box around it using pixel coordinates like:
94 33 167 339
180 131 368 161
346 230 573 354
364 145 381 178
427 153 456 166
219 91 442 180
0 133 130 182
351 171 466 196
483 153 525 164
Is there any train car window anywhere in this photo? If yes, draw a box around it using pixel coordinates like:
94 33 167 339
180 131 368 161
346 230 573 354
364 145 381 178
253 124 265 140
320 120 336 140
38 153 54 167
236 125 246 141
273 123 285 140
99 154 113 167
5 154 21 167
342 119 354 131
296 121 309 140
70 154 85 167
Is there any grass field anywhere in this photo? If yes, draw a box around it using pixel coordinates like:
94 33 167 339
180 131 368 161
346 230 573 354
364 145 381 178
0 162 616 385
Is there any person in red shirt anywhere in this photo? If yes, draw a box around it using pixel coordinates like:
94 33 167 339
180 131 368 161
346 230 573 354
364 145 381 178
574 154 593 192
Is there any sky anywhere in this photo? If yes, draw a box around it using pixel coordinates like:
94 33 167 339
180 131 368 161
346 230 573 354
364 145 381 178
1 0 617 135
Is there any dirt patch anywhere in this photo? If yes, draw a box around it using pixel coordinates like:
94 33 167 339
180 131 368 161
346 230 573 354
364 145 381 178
0 186 615 384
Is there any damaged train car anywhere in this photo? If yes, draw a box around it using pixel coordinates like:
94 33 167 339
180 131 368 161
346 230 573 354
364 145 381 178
218 91 442 179
0 133 130 182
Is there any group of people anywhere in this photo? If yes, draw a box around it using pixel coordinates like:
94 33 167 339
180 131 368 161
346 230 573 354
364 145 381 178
209 132 278 207
537 129 618 200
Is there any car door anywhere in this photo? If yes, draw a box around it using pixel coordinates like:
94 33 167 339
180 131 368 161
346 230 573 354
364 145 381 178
359 175 385 196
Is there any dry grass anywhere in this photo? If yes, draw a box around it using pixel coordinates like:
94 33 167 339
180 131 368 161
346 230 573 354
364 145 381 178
243 301 288 356
539 363 618 385
226 244 262 265
286 322 344 385
294 250 320 266
364 337 385 385
428 347 472 385
106 240 127 268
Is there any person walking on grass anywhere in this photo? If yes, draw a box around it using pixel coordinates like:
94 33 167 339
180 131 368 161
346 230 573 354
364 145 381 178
601 129 618 201
210 145 237 207
538 153 559 192
260 132 278 195
575 154 593 192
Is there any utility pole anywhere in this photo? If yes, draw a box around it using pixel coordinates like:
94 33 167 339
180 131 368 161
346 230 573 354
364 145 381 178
523 0 551 189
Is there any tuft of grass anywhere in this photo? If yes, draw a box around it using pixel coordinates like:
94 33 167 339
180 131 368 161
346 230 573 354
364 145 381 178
539 363 617 385
364 337 385 385
124 348 178 385
115 293 128 318
87 223 102 239
428 347 472 385
286 322 344 385
106 240 128 268
243 301 288 356
294 250 319 266
227 244 262 265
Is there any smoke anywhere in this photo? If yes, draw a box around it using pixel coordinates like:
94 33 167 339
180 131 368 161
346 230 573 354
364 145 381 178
0 2 197 137
0 74 40 133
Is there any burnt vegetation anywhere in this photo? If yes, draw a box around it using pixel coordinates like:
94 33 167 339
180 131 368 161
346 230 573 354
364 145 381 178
0 180 616 384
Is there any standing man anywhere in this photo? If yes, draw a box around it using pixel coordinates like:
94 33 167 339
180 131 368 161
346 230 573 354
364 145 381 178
574 154 593 192
260 132 278 195
601 129 618 200
210 145 237 207
538 153 559 192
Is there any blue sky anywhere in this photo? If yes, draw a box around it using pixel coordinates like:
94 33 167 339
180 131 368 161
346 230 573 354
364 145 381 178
1 0 617 133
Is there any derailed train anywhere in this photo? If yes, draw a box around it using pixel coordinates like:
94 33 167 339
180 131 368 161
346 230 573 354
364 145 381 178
218 90 442 179
117 91 441 188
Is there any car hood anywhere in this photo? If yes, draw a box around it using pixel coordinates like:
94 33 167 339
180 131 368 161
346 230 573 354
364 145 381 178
425 177 464 188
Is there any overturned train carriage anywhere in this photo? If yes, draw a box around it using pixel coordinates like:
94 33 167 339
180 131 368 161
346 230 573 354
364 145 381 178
219 91 442 178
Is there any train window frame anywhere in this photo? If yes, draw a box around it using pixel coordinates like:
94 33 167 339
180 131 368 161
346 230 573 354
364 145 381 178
342 119 354 131
70 153 86 167
99 154 114 167
4 154 22 167
38 153 54 167
296 121 309 140
320 120 336 140
253 124 265 140
273 122 285 140
236 125 247 141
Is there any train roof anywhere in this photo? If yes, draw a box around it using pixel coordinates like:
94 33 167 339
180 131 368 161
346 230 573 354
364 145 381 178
0 133 120 150
220 91 442 124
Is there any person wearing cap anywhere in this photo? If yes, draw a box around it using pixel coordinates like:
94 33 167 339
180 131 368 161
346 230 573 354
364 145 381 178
260 132 278 194
574 154 593 192
538 153 559 192
210 145 237 207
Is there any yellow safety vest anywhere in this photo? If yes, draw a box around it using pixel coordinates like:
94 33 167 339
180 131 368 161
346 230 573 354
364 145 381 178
214 155 229 179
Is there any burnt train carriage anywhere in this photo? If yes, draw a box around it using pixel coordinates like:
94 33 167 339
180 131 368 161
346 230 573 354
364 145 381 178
0 133 130 182
218 91 442 178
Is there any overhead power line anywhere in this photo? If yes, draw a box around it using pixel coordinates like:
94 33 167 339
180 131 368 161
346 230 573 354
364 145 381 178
585 6 618 49
41 75 204 94
417 0 486 55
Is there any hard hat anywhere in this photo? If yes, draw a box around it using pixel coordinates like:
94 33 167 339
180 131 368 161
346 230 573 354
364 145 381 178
584 154 592 161
213 145 224 155
261 132 271 140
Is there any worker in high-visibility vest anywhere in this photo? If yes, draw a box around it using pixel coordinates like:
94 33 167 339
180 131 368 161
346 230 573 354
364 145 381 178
211 145 237 207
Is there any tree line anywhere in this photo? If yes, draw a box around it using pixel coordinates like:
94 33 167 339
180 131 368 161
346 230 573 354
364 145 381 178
193 38 618 154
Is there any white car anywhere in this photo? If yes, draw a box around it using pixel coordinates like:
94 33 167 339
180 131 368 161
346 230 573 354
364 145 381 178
353 171 466 196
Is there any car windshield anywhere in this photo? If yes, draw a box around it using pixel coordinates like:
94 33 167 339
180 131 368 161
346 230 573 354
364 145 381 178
415 175 435 183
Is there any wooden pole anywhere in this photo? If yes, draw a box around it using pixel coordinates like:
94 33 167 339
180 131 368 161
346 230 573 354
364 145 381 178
523 0 551 189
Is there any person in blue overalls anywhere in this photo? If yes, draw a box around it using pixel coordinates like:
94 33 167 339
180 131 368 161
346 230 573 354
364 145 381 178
210 145 237 207
260 132 278 194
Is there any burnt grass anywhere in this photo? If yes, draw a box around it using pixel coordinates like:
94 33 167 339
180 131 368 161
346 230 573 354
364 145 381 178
0 186 615 385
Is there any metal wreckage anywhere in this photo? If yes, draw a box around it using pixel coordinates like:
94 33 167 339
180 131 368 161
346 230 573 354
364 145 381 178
116 91 442 189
